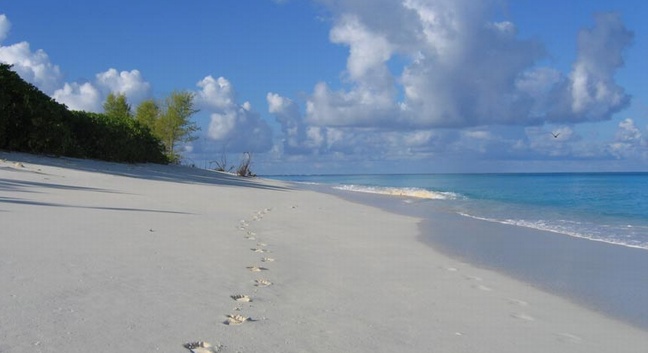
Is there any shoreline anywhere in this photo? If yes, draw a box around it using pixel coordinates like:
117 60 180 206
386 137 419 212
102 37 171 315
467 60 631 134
420 211 648 331
300 183 648 330
2 152 648 353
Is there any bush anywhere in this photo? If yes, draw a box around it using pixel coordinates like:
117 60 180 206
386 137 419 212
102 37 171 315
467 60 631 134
236 152 255 177
68 111 168 163
0 64 168 164
0 63 77 155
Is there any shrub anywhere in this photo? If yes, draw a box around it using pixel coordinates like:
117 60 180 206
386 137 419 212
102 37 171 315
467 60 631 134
236 152 255 177
0 64 168 164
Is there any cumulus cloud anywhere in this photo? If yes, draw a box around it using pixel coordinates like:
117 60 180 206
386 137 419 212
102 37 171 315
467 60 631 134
51 68 151 112
268 92 312 154
306 13 399 127
196 76 273 153
196 75 236 110
565 13 633 120
95 68 151 103
264 1 637 169
52 82 103 112
608 119 647 159
268 90 458 158
1 14 149 112
0 14 10 43
305 2 633 130
0 15 63 95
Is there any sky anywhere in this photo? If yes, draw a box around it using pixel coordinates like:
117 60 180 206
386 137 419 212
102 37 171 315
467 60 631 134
1 0 647 174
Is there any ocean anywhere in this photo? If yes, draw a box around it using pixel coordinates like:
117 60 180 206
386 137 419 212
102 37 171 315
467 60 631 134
270 173 648 250
269 172 648 330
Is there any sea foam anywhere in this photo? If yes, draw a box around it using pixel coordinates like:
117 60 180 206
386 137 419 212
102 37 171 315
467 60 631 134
334 184 460 200
457 213 648 250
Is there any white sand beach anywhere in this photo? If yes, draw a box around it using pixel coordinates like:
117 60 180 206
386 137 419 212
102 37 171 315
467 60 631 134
1 152 647 353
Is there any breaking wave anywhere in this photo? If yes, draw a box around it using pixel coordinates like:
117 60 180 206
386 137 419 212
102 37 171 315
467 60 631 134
334 184 461 200
457 213 648 250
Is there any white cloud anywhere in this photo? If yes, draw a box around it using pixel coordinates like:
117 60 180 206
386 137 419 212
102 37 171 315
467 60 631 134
608 119 647 159
197 76 273 153
566 13 632 120
0 14 10 43
616 118 642 142
95 68 151 103
195 75 236 111
268 92 337 154
51 68 151 112
0 15 149 111
306 13 398 127
0 41 63 94
52 82 102 112
304 2 632 130
0 15 62 93
330 14 393 81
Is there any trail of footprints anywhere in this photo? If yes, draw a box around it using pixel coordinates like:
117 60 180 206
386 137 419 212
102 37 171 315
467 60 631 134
440 265 583 344
184 208 275 353
183 208 584 351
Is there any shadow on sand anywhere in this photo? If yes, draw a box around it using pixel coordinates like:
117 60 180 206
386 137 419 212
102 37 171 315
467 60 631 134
0 152 292 192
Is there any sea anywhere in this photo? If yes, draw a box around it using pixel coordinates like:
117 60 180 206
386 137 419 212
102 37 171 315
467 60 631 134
270 173 648 250
269 172 648 330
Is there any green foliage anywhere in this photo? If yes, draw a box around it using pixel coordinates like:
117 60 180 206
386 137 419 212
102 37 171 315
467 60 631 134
103 92 132 120
135 99 160 132
0 64 168 164
0 63 77 155
157 91 200 163
132 91 200 163
68 111 168 163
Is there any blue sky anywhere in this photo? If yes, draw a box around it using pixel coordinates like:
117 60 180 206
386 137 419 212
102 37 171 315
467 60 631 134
1 0 647 174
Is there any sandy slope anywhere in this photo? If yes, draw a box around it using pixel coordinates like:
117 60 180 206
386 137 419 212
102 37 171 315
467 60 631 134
1 152 646 353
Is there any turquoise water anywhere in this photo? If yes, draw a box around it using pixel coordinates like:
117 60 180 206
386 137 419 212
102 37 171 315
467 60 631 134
270 173 648 250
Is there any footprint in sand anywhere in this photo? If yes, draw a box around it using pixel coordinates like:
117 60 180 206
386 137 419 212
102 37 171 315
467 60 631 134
507 298 529 307
511 313 535 321
183 341 220 353
261 257 275 262
443 266 459 272
556 333 583 343
224 314 253 325
247 266 268 272
251 248 269 253
464 275 483 282
472 284 493 292
231 294 252 302
255 279 272 287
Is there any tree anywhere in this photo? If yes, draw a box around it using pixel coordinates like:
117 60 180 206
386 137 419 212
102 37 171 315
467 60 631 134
135 99 159 132
103 92 132 120
155 91 200 163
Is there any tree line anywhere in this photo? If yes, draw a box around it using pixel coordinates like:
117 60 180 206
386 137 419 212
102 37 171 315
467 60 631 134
0 64 199 164
103 91 199 163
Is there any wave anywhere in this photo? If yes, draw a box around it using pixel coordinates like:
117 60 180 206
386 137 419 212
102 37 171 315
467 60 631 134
457 212 648 250
334 184 461 200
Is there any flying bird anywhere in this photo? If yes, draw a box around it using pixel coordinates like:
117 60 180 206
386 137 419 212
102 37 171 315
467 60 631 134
551 132 561 138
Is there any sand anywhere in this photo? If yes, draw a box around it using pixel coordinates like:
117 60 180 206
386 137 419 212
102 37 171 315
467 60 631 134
1 152 647 353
